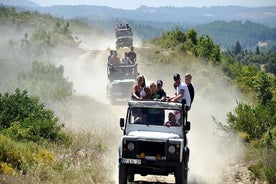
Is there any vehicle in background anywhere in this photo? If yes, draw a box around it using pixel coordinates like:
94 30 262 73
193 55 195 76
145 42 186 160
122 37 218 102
115 23 133 49
106 63 138 104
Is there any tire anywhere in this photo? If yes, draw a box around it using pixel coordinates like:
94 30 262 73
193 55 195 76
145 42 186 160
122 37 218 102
128 173 134 182
175 162 188 184
119 164 127 184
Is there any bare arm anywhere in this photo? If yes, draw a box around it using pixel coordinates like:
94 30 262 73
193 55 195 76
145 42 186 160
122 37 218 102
169 89 184 102
132 85 140 100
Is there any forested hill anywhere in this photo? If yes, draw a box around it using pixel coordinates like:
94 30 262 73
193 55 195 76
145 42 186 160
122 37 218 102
1 1 276 51
34 6 276 28
1 1 276 28
194 20 276 50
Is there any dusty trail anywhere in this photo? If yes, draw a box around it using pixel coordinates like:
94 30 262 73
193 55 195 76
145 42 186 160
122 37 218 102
55 41 127 182
55 36 250 184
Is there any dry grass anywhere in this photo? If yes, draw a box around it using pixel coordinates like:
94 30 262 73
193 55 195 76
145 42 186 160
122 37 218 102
1 128 117 184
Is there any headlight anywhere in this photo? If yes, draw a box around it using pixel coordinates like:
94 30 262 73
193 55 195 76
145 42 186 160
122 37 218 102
168 145 176 154
127 142 135 151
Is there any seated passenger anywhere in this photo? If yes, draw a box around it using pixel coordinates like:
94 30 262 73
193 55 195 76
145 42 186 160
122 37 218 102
132 109 144 124
164 112 180 127
150 83 158 100
108 50 121 66
156 80 167 101
121 52 132 65
108 50 113 62
119 23 123 29
126 23 130 30
131 75 151 100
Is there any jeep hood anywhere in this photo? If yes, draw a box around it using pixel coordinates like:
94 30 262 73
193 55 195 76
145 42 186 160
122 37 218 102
128 131 180 140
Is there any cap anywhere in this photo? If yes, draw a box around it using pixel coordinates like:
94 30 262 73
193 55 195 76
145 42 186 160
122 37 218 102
156 80 163 85
173 73 180 80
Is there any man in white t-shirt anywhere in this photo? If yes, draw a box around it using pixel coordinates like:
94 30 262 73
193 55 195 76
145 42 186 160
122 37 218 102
168 73 191 108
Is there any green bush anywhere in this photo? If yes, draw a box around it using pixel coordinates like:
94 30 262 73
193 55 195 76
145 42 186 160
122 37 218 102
0 89 70 144
227 103 275 140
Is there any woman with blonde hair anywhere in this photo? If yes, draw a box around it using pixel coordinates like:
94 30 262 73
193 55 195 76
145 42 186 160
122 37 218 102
131 75 151 100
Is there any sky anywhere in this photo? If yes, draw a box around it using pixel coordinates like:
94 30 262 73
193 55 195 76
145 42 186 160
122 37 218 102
31 0 276 9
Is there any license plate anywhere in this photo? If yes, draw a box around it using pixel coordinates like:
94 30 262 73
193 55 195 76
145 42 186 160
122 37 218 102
121 158 141 165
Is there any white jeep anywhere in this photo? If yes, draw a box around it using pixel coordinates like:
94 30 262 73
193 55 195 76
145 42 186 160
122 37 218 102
106 64 138 104
118 100 190 184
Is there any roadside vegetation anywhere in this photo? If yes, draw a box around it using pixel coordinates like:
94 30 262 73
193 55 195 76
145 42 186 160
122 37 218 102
0 6 114 183
151 27 276 183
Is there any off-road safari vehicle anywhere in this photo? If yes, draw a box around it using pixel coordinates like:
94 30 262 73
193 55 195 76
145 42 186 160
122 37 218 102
115 28 133 49
106 64 138 104
118 100 190 184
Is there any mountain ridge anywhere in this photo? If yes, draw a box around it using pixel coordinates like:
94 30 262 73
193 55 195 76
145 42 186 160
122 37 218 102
0 0 275 27
0 0 38 7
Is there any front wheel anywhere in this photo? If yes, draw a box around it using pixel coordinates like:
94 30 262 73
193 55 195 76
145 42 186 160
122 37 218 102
128 173 134 182
119 164 127 184
175 162 188 184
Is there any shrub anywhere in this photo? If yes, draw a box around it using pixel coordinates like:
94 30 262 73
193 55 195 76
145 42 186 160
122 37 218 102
226 102 275 140
0 134 55 174
0 89 70 144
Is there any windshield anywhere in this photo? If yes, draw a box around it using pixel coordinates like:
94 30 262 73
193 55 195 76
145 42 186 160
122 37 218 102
129 107 183 127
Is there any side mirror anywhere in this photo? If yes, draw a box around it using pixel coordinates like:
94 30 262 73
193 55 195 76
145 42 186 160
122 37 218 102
185 121 191 131
120 118 125 128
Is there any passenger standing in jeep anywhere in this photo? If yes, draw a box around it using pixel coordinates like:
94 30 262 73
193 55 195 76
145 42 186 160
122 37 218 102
185 73 194 105
127 46 136 64
168 73 191 108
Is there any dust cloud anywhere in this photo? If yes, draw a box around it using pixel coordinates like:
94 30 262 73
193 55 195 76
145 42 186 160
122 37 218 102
52 34 126 182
